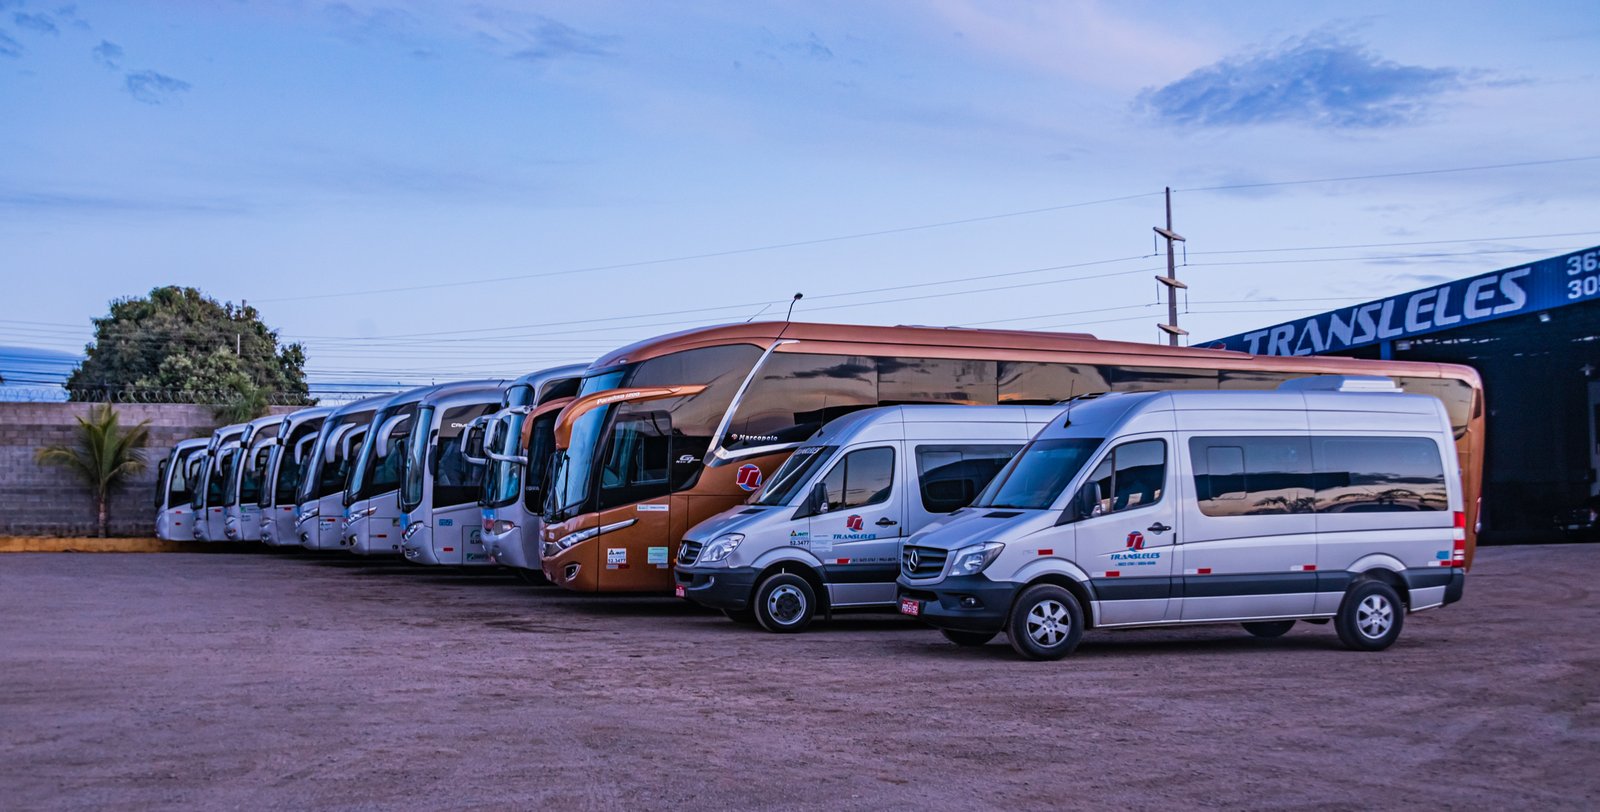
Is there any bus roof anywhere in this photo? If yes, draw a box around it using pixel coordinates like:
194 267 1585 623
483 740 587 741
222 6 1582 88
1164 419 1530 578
588 321 1481 386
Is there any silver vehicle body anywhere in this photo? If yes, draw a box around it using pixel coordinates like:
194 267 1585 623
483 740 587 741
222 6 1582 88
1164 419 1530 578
258 407 332 546
296 396 387 550
155 438 209 541
898 377 1466 647
398 382 506 566
343 382 503 556
222 414 285 541
477 365 586 574
676 405 1060 616
194 423 249 541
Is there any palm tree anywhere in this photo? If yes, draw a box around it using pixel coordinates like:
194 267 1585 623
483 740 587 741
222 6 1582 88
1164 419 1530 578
35 403 152 538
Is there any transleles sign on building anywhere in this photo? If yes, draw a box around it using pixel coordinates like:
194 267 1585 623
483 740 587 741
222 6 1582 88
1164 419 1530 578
1207 245 1600 356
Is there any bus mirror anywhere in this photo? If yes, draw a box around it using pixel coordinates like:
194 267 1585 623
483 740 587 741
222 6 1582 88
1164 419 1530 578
376 414 411 449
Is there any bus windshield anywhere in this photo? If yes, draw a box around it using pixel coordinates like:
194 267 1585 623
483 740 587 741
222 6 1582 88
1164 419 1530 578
754 445 837 506
346 403 416 505
240 443 270 505
480 384 538 508
274 420 321 507
298 411 373 504
546 344 762 523
975 438 1103 510
219 449 241 506
168 447 199 507
399 406 435 513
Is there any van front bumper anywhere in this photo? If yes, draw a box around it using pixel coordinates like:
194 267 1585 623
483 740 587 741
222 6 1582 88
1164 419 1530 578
897 574 1017 633
674 565 760 611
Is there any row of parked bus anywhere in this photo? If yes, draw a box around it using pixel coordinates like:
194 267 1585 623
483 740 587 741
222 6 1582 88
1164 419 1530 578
152 321 1482 659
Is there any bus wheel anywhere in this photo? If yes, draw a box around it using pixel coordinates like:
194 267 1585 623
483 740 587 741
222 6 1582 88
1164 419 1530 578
722 607 757 625
1007 584 1084 660
754 573 816 633
1335 580 1404 651
1242 620 1296 638
940 629 997 647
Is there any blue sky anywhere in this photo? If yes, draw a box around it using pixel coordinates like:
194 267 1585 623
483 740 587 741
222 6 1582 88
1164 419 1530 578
3 1 1598 393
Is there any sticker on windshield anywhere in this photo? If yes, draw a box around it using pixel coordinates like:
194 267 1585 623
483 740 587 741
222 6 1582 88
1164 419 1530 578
647 546 668 566
735 464 763 492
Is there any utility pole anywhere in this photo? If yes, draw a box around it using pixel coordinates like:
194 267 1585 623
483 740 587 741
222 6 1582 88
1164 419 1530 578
1153 186 1187 346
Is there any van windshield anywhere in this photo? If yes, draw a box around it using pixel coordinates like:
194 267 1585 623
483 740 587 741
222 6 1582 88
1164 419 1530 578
976 438 1103 510
754 446 838 506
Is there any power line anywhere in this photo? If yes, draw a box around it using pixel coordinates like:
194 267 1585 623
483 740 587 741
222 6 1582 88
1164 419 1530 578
1176 155 1600 193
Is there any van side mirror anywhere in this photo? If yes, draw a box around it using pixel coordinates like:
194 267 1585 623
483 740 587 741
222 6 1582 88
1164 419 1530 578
1062 482 1102 525
801 482 829 517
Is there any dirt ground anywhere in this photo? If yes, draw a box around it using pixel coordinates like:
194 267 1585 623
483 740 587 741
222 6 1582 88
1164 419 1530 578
0 545 1596 811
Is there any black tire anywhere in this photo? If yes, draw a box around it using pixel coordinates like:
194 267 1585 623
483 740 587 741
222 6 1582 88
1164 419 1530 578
1006 584 1085 660
722 607 757 625
753 573 817 633
1335 579 1405 651
1242 620 1296 638
941 629 997 647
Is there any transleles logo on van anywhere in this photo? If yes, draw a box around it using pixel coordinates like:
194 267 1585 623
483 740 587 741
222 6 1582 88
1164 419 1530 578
735 464 763 492
846 515 864 531
1125 531 1144 550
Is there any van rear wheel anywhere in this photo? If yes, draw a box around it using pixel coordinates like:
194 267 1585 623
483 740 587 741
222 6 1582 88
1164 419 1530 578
940 629 997 647
1006 584 1084 660
754 573 817 633
1335 580 1404 651
1242 620 1296 638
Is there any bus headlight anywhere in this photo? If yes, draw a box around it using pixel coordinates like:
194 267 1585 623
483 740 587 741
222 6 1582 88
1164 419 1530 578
949 542 1004 576
699 533 744 565
554 519 636 551
491 520 516 535
402 521 424 541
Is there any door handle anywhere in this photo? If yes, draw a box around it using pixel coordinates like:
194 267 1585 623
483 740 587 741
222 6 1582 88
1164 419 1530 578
875 517 899 527
1147 522 1172 533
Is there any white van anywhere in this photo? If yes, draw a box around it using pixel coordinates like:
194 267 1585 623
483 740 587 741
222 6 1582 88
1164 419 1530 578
674 405 1060 632
896 377 1467 660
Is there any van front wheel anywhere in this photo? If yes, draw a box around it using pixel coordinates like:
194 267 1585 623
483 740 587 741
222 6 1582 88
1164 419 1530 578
1006 584 1084 660
754 573 817 633
1335 580 1404 651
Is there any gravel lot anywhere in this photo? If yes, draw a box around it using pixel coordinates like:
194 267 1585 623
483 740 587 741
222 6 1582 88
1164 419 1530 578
1 545 1596 811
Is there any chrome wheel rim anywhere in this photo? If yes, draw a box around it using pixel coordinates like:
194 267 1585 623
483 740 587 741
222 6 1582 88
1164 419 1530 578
1356 594 1394 639
767 584 806 625
1025 599 1070 647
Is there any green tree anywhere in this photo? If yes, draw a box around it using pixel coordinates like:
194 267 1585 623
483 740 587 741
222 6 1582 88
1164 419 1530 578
35 403 153 538
66 286 312 417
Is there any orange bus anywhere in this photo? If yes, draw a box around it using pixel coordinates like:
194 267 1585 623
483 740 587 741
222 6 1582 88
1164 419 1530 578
540 322 1482 593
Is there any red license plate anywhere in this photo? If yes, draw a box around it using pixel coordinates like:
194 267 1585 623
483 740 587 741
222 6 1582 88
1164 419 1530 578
674 583 686 598
899 598 920 616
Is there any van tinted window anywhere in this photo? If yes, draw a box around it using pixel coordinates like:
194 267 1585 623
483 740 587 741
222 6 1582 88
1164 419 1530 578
1082 439 1165 516
1190 436 1314 516
818 446 894 513
1189 435 1446 515
914 444 1020 513
1313 436 1447 513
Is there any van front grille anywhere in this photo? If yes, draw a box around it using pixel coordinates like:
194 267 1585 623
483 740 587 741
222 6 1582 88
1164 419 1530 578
678 539 704 566
901 545 947 579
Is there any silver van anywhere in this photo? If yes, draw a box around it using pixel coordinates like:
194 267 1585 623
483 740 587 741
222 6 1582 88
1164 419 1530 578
675 405 1060 632
897 377 1467 659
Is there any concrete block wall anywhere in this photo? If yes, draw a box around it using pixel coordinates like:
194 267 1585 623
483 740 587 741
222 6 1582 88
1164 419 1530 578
0 402 298 537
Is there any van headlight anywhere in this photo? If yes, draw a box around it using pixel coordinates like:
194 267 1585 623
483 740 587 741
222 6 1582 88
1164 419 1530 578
949 542 1004 576
699 533 744 565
